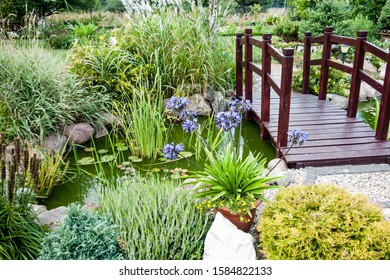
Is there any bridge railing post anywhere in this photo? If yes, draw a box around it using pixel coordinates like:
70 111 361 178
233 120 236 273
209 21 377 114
235 33 243 99
347 30 368 118
375 46 390 140
302 31 312 94
277 48 294 157
261 33 272 140
318 26 334 100
245 29 253 120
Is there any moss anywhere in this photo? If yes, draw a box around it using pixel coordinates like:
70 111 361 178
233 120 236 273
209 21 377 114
257 184 390 260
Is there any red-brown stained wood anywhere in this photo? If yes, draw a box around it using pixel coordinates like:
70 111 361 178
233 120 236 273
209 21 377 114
245 29 253 120
318 27 333 100
235 33 243 99
261 33 272 140
348 31 367 118
303 32 312 94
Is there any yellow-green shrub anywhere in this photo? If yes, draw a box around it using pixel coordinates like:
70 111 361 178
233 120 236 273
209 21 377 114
257 184 390 260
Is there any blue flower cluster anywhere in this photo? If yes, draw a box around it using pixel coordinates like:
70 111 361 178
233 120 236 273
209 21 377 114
162 143 185 160
215 111 242 132
166 96 190 113
162 96 252 159
229 99 251 114
288 129 309 146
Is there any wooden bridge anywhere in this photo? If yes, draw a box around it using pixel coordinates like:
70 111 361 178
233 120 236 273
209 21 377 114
236 27 390 168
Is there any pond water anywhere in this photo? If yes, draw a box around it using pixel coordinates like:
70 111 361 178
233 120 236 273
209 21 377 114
40 100 378 210
41 119 275 209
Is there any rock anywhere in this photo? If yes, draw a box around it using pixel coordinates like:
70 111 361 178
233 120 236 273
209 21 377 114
225 89 236 98
32 204 47 216
101 112 121 129
327 94 348 109
203 212 256 260
211 91 229 113
94 125 109 139
63 123 95 145
363 59 378 74
37 206 67 230
267 158 288 171
183 84 202 95
203 84 215 101
186 94 212 116
359 83 380 101
379 68 386 80
42 134 68 154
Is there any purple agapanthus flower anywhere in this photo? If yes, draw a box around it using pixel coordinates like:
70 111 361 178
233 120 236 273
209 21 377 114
215 111 242 132
288 129 309 146
229 98 251 114
182 119 198 134
166 96 189 113
162 143 185 160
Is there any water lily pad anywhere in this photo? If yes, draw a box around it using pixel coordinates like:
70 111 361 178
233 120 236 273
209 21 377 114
115 142 126 147
151 168 161 173
158 157 167 162
124 170 134 175
117 146 128 151
84 147 95 152
122 161 131 166
128 155 138 160
100 155 115 162
78 157 95 165
98 149 109 154
117 164 124 169
125 167 135 173
131 158 143 163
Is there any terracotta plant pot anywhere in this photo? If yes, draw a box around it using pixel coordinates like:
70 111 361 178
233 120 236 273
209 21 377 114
213 200 262 233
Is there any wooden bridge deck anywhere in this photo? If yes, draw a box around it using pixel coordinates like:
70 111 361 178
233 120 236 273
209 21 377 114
251 92 390 168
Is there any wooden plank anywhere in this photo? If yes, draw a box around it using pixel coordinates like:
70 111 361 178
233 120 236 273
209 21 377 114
265 118 364 128
268 126 373 135
274 131 376 141
284 148 390 163
281 137 387 148
281 142 390 155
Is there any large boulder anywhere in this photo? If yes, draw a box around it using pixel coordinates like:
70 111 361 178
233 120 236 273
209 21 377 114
63 123 95 145
101 112 121 129
37 206 67 230
211 91 229 113
327 94 348 109
42 134 68 154
379 68 386 80
359 83 381 101
186 94 212 116
203 84 215 101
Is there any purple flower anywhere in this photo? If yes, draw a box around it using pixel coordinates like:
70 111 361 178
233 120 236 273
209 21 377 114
288 129 309 146
182 119 198 134
162 143 185 160
229 98 251 114
215 111 242 132
166 96 189 113
179 110 197 121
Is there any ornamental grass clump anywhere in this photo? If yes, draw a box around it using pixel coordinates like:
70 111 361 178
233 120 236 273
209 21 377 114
98 176 212 260
258 184 390 260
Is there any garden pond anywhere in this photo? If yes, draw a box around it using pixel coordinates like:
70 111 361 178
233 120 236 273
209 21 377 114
40 100 378 210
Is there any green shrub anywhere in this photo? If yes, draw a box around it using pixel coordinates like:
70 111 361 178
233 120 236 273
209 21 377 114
378 0 390 31
265 14 281 25
98 176 212 260
338 14 379 42
0 43 110 140
292 66 350 96
0 188 44 260
273 17 300 42
257 184 390 260
39 204 124 260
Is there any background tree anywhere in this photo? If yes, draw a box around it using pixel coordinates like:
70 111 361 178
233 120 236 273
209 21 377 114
349 0 387 23
378 0 390 31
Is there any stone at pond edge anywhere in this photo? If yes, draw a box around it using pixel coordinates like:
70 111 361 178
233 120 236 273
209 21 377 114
63 123 95 145
32 204 47 216
327 94 348 109
359 83 381 101
42 134 68 154
101 112 121 129
225 89 236 98
379 69 386 80
94 124 109 139
37 206 67 230
203 84 215 101
211 91 229 113
267 158 288 172
187 94 213 116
